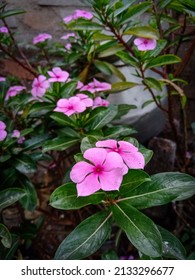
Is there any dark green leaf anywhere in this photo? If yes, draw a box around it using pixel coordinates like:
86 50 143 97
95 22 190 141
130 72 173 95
85 105 118 130
67 18 103 30
143 77 163 91
103 125 136 139
54 211 112 260
114 104 137 120
94 60 112 75
98 44 125 58
145 55 181 69
188 252 195 260
107 82 138 93
12 154 37 174
18 175 37 211
0 8 25 19
158 225 186 260
139 146 153 165
50 182 106 210
50 112 75 127
43 136 79 152
121 2 151 23
0 188 26 211
0 168 17 188
111 202 162 257
0 224 12 248
120 172 195 208
59 81 77 98
80 136 99 153
23 134 50 151
29 102 55 115
0 234 19 260
101 250 119 260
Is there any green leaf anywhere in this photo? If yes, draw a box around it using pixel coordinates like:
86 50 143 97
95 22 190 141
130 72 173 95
18 175 37 211
93 33 114 41
80 136 99 153
54 211 112 260
43 136 79 152
23 134 50 151
139 146 153 165
124 26 159 40
107 82 138 93
158 0 175 8
158 226 186 260
121 2 151 23
59 81 77 98
0 168 17 188
0 234 19 260
143 77 163 91
67 18 103 30
85 106 118 130
101 250 119 260
104 62 126 81
145 54 181 69
116 51 138 67
119 169 151 196
98 44 125 58
103 126 136 139
94 60 126 81
0 188 26 211
57 127 80 138
0 224 12 248
111 202 162 257
50 182 106 210
0 8 25 19
120 172 195 208
188 252 195 260
12 154 37 174
114 104 137 120
29 102 54 115
50 112 75 127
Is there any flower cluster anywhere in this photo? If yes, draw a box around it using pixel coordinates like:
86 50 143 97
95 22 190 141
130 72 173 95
33 33 52 44
0 121 7 141
5 85 26 101
0 26 8 33
70 140 145 196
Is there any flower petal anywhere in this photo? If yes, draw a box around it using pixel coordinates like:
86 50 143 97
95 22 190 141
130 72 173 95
70 161 94 183
122 151 145 169
84 148 107 166
118 141 138 153
76 173 100 196
99 169 123 191
103 151 124 171
96 139 117 150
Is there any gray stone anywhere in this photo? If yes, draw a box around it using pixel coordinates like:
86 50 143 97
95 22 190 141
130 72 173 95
38 0 86 6
145 137 177 174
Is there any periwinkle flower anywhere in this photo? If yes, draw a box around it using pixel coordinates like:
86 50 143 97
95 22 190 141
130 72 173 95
134 37 157 51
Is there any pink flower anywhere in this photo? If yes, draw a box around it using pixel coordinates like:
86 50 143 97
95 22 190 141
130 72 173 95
54 96 86 116
0 121 7 141
93 97 110 109
134 37 157 51
96 139 145 172
0 26 8 33
5 86 26 101
0 77 6 82
70 147 125 196
81 78 111 93
76 93 93 107
33 33 52 44
74 9 93 20
48 67 69 83
61 33 76 40
63 10 93 24
31 75 50 98
76 81 84 89
65 43 72 50
12 129 20 138
11 129 25 144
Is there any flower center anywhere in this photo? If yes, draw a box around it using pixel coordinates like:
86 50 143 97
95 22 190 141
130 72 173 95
94 165 103 174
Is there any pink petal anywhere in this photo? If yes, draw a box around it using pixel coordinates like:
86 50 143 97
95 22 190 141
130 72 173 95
0 121 6 130
118 141 138 153
104 151 128 175
56 98 68 107
96 139 117 150
122 151 145 169
70 161 94 183
76 173 100 196
84 148 107 166
64 109 76 116
99 169 123 191
0 130 7 141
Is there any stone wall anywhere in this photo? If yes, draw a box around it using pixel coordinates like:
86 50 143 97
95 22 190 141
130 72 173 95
1 0 90 43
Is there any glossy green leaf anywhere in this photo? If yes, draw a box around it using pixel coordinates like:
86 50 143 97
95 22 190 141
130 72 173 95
119 169 151 196
114 104 137 120
107 82 138 93
50 112 75 127
0 168 17 188
85 105 118 130
158 226 186 260
111 202 162 257
116 51 138 67
43 136 79 152
18 175 37 211
124 26 159 40
119 172 195 208
23 134 50 151
0 188 26 211
57 127 80 138
121 2 151 23
145 55 181 69
93 33 114 41
103 126 136 139
98 44 125 58
0 8 25 19
80 136 99 153
12 154 37 174
0 234 19 260
0 224 12 248
158 0 175 8
94 60 112 75
143 77 163 91
114 1 137 17
54 211 112 260
139 146 153 165
29 102 54 115
50 182 106 210
59 81 77 98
